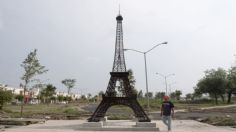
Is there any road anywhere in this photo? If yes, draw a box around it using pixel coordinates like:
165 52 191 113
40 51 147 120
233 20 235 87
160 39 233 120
3 120 236 132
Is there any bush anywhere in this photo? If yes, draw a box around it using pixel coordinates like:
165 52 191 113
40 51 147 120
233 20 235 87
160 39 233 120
15 94 24 102
0 89 13 110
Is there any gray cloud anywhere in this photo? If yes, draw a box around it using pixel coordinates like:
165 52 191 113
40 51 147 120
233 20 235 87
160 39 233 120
1 0 236 96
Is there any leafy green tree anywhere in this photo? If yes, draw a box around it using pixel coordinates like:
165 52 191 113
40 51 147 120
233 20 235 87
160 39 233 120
137 90 143 98
20 49 48 117
81 95 86 100
155 92 165 100
87 93 92 101
117 69 137 96
98 91 104 97
64 96 72 102
61 79 76 94
169 90 182 100
40 84 56 104
226 66 236 103
50 96 56 103
197 68 227 104
170 92 176 100
175 90 182 100
128 69 137 94
97 91 104 100
193 86 202 99
32 79 48 92
145 92 153 99
185 93 193 100
57 95 64 102
93 95 98 102
15 94 24 102
0 88 13 110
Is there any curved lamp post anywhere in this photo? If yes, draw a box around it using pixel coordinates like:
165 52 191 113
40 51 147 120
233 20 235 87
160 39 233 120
124 41 167 110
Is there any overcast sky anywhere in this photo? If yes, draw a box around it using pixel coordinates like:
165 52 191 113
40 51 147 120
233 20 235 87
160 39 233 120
1 0 236 96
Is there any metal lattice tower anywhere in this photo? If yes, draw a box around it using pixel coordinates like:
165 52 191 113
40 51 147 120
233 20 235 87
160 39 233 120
88 13 150 122
112 14 126 72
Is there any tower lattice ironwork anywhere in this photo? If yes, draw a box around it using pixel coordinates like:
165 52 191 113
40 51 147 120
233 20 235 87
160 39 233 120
88 13 150 122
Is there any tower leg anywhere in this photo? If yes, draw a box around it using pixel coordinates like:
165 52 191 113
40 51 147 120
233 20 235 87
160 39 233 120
88 99 110 122
88 72 150 122
130 99 150 122
88 97 150 122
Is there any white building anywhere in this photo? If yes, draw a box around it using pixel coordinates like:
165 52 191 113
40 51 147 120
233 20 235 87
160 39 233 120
1 83 81 103
55 91 81 100
0 83 24 95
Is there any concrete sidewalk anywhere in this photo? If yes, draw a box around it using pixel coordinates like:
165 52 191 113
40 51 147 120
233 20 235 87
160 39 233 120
3 120 236 132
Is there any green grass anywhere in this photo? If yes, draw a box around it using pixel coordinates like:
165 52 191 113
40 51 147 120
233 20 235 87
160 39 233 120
1 98 236 119
2 103 88 119
138 98 236 111
63 108 80 115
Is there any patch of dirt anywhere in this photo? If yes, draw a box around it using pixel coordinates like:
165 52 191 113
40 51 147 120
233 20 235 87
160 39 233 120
200 116 236 126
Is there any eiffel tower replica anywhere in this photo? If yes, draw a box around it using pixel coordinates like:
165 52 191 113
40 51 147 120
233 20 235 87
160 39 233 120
88 13 150 122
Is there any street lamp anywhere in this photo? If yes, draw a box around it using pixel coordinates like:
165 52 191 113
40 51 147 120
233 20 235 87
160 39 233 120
156 73 175 95
124 41 167 110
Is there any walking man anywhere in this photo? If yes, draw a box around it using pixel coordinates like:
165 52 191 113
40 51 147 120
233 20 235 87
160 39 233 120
160 96 174 132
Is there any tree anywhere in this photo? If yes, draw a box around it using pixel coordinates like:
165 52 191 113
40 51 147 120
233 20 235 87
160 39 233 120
170 90 182 100
98 91 104 97
170 92 176 100
64 96 72 102
93 95 98 102
185 93 193 101
114 69 137 97
50 96 56 103
175 90 182 100
127 69 137 94
145 92 153 99
57 95 64 102
61 79 76 94
97 91 104 100
137 90 144 98
0 88 13 110
32 79 48 92
39 84 56 104
155 92 165 100
226 66 236 103
193 86 202 100
197 68 227 104
20 49 48 117
117 69 137 96
87 93 92 100
15 94 24 102
81 95 86 100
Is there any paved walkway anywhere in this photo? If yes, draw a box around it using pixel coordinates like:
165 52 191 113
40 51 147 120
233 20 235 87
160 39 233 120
3 120 236 132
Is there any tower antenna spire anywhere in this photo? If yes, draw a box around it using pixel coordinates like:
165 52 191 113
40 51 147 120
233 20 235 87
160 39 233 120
119 4 120 15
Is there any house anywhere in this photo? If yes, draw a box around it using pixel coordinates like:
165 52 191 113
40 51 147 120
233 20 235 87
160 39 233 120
1 83 81 104
0 83 24 95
